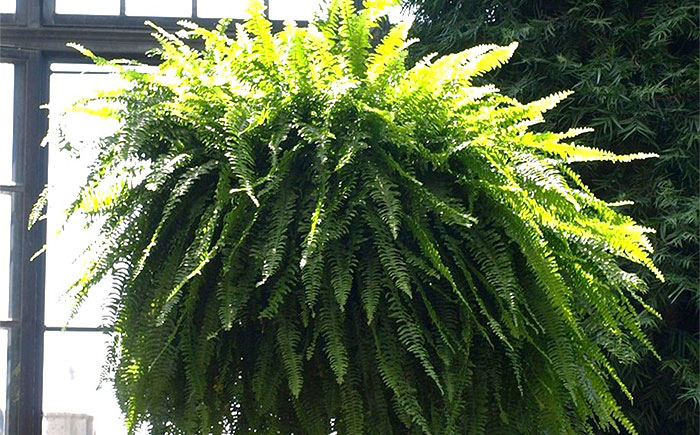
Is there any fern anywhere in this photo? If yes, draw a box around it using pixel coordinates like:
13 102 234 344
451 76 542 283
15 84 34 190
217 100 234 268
42 0 663 433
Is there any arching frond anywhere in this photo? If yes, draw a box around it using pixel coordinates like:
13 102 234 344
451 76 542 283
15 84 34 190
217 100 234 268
45 3 662 434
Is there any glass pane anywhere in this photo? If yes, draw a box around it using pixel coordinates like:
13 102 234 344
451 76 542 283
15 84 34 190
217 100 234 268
0 63 13 184
387 4 415 24
268 0 320 21
45 66 124 328
0 329 7 435
43 332 148 435
197 0 247 19
0 0 15 14
125 0 191 17
55 0 120 15
0 195 9 321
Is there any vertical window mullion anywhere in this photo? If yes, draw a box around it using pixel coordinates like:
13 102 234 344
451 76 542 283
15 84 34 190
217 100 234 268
41 0 55 25
16 50 49 435
5 58 27 435
26 0 40 26
13 0 26 25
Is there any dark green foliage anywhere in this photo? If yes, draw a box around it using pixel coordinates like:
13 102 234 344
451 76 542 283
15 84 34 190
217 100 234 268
406 0 698 433
38 0 670 433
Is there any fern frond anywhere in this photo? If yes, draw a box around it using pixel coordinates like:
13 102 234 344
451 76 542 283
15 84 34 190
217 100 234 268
48 5 662 433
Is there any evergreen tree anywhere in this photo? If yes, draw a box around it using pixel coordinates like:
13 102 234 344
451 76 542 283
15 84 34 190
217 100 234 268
406 0 698 433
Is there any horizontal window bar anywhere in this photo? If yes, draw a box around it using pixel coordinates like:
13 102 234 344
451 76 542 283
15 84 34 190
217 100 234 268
0 184 23 193
44 326 105 332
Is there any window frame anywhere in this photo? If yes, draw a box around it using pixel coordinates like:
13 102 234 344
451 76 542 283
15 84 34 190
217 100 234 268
44 0 220 29
0 46 48 435
40 0 318 29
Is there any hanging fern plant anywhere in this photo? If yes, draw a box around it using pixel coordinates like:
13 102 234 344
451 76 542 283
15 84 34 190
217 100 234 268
36 0 664 433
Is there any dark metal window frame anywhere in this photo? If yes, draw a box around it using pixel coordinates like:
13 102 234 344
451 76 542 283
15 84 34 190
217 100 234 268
0 45 48 435
43 0 250 27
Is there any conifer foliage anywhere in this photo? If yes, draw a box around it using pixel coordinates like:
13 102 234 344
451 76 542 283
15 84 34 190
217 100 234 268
41 1 664 433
